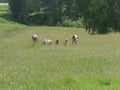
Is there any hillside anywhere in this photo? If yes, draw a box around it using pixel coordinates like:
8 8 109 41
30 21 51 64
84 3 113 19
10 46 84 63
0 5 26 37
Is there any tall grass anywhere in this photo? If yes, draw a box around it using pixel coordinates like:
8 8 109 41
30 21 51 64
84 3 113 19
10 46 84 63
0 26 120 90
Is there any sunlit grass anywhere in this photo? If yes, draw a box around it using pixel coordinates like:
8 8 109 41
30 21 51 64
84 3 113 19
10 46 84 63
0 26 120 89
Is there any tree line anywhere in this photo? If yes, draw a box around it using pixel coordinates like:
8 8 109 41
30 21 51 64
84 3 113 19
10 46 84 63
9 0 120 34
0 0 8 3
9 0 78 25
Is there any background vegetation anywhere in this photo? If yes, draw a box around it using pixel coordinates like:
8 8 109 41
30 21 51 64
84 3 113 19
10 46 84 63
9 0 80 26
8 0 120 34
0 0 8 3
73 0 120 34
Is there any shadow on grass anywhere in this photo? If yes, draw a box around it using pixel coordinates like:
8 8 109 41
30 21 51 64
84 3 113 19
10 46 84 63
0 13 15 22
98 79 111 86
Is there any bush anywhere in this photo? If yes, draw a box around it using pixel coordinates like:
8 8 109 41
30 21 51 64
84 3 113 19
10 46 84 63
57 17 84 28
25 12 49 25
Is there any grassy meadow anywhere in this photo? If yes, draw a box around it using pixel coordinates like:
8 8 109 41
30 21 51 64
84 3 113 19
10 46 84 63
1 26 120 90
1 5 120 90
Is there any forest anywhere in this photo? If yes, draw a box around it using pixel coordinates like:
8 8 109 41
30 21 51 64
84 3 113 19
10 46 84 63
8 0 120 34
0 0 8 3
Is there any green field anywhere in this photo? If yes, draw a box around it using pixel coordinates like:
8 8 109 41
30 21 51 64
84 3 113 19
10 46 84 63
1 26 120 90
1 5 120 90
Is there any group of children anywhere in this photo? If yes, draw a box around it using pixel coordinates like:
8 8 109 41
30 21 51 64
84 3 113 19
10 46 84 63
32 34 78 46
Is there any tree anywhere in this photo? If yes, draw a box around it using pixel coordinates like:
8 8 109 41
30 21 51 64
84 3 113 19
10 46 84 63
0 0 8 3
26 0 77 25
9 0 78 25
106 0 120 32
9 0 26 22
73 0 120 34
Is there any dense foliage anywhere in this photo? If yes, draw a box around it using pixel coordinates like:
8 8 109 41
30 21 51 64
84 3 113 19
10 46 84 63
9 0 26 22
9 0 120 34
73 0 120 34
9 0 78 26
0 0 8 3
